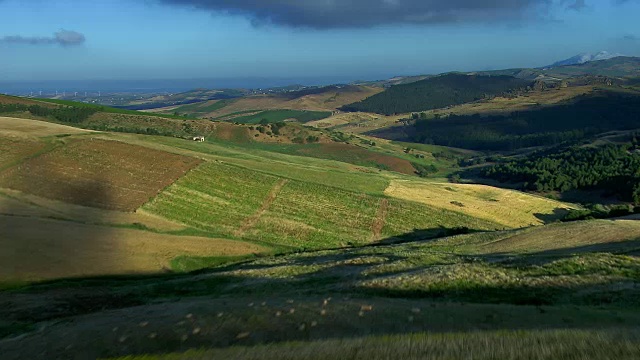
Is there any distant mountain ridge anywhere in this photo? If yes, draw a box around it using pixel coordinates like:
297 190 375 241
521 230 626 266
550 51 624 67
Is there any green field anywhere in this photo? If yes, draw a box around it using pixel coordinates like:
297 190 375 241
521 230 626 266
230 109 332 124
143 162 282 239
143 161 499 250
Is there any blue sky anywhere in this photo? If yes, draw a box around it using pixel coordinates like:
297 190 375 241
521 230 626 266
0 0 638 83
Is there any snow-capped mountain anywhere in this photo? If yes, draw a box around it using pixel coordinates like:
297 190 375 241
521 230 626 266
550 51 623 67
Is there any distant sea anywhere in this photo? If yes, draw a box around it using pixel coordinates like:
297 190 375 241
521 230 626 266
0 76 367 95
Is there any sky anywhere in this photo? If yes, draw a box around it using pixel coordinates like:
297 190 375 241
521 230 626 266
0 0 639 86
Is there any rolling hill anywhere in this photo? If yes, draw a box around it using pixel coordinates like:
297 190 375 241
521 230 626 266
369 89 640 151
168 85 382 119
0 105 579 282
1 86 640 360
2 66 640 359
543 56 640 78
340 74 532 115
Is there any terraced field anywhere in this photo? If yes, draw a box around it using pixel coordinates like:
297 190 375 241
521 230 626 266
0 138 202 211
144 161 501 249
143 162 282 238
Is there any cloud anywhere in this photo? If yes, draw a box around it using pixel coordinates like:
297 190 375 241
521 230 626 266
158 0 559 29
564 0 586 10
159 0 640 28
0 30 85 46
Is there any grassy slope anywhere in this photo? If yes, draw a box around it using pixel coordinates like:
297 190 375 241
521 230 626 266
124 330 640 360
0 114 577 282
2 219 639 359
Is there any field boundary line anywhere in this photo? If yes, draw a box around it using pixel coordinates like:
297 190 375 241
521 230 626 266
371 198 389 241
235 178 289 237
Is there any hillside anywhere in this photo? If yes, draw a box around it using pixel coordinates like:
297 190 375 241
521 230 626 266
169 85 382 119
369 90 640 151
340 74 532 115
2 218 640 358
1 94 640 359
0 111 580 282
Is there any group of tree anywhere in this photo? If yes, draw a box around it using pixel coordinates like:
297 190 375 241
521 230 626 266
403 93 640 151
0 103 97 124
340 74 531 115
479 138 640 204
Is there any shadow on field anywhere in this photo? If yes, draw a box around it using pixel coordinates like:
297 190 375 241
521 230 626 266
376 226 486 245
534 208 572 223
0 171 117 283
2 228 640 359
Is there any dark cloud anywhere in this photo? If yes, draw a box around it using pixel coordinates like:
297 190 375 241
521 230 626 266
158 0 640 28
565 0 586 10
159 0 556 29
0 30 85 46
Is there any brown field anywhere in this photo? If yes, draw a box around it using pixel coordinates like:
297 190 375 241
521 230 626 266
0 139 202 211
0 215 265 281
0 188 187 231
384 180 578 228
297 143 416 175
306 112 404 134
202 86 382 118
0 116 91 138
0 137 46 170
478 219 640 254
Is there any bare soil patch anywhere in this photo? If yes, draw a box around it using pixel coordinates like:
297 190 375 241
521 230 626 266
298 143 416 175
0 139 202 211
